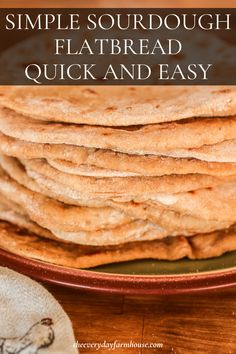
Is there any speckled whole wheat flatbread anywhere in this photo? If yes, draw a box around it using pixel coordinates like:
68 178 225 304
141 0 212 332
0 159 174 246
0 220 235 268
14 157 236 232
0 163 176 245
0 82 235 262
0 198 56 240
164 140 236 162
47 153 236 177
0 157 235 241
0 86 236 126
14 156 236 224
110 199 234 235
1 131 236 176
0 107 236 155
0 164 135 233
1 170 228 245
0 156 233 239
21 158 236 199
147 182 236 222
0 155 110 208
1 164 229 246
0 131 235 164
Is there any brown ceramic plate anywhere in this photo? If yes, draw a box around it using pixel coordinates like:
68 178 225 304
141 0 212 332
0 248 235 294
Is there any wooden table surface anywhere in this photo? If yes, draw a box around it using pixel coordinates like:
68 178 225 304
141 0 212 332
45 284 236 354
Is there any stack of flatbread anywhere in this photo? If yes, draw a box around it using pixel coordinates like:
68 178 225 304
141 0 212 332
0 86 235 268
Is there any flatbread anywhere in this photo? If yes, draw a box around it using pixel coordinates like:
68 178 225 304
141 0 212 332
0 86 236 126
0 196 168 247
110 200 234 235
0 131 235 164
17 165 234 234
2 161 227 246
0 220 235 268
17 156 236 224
164 139 236 163
0 164 135 233
0 198 55 240
0 107 236 154
48 160 138 177
0 155 231 237
48 152 236 177
0 154 107 208
148 183 236 222
0 164 178 245
22 158 236 198
49 220 167 246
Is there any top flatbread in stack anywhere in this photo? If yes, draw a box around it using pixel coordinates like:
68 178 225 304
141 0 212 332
0 86 236 126
0 85 235 268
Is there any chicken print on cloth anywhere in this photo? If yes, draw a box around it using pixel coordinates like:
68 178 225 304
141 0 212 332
0 318 54 354
0 267 78 354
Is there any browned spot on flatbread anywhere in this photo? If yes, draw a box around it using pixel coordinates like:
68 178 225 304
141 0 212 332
105 106 117 112
212 89 231 94
83 88 97 95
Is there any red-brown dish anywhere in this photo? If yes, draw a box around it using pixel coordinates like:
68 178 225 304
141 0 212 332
0 248 235 294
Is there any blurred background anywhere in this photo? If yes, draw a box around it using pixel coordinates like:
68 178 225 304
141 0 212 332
1 0 236 8
1 0 235 85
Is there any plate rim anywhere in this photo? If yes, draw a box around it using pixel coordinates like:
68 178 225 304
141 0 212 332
0 248 235 294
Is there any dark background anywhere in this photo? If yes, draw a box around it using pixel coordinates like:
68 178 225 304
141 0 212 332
0 8 235 85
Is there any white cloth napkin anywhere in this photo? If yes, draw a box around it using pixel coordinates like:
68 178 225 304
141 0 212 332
0 267 78 354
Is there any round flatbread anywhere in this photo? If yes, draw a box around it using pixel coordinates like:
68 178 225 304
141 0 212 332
0 86 236 126
0 131 235 164
0 107 236 154
21 158 236 198
0 221 235 268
